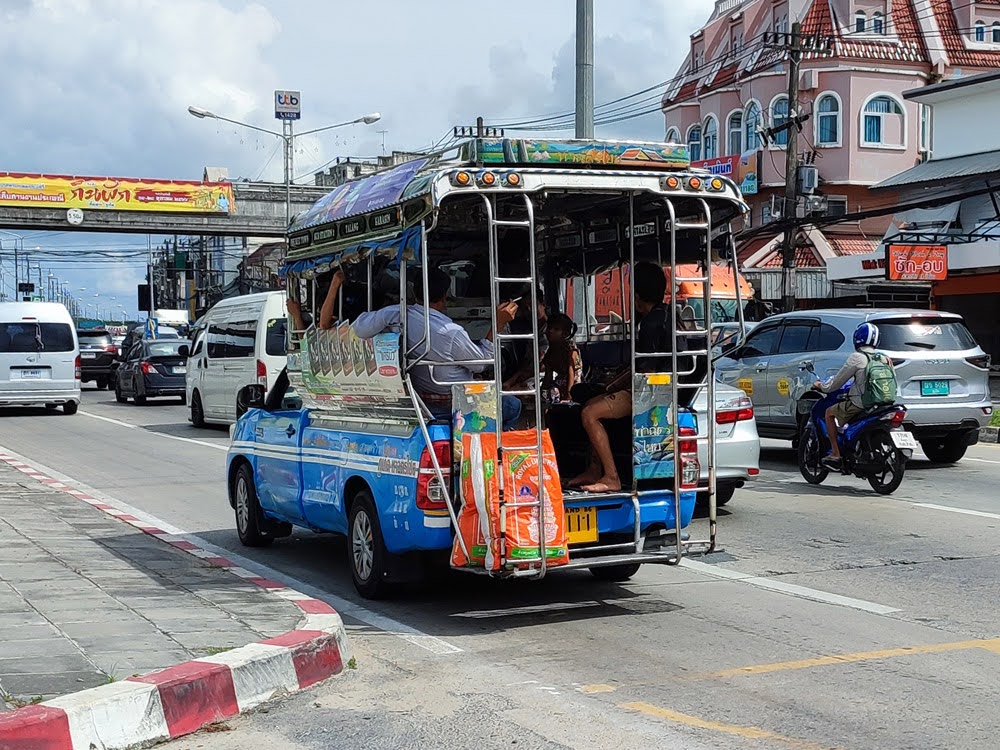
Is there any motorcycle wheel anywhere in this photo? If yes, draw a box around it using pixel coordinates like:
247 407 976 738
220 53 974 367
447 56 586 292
798 425 829 485
866 431 906 495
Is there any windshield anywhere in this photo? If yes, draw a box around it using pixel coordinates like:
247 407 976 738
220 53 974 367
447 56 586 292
266 318 287 356
145 341 188 357
0 323 74 353
876 318 978 351
685 298 739 323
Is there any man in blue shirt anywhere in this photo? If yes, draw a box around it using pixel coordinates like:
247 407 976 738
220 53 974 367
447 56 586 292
353 267 521 430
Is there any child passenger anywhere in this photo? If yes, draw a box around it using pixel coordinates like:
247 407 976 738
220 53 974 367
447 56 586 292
540 313 582 404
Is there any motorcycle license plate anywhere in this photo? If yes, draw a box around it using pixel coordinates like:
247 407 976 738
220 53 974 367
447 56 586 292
890 431 918 450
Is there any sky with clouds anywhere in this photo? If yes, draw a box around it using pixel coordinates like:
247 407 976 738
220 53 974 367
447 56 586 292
0 0 714 318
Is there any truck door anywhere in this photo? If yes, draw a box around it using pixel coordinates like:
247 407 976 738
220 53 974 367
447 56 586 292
253 408 306 522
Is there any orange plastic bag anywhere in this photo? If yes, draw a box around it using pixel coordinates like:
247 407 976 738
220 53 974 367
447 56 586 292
450 430 568 570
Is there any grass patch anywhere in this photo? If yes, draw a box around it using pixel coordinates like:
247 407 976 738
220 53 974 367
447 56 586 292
991 410 1000 427
201 646 235 657
347 657 358 670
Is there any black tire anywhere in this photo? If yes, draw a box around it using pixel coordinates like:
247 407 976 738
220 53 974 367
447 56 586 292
191 391 206 428
63 401 78 415
96 377 109 390
716 484 736 507
920 438 968 464
45 403 58 411
348 489 391 599
798 425 829 485
590 563 642 582
115 382 127 404
233 463 273 547
866 431 906 495
134 394 147 405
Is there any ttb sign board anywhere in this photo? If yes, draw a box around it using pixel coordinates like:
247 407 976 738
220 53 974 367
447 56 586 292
274 90 301 120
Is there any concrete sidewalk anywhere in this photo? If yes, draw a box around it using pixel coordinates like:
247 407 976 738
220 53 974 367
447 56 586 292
0 462 300 709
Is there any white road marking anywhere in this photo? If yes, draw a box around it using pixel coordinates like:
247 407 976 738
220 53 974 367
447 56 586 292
0 444 463 656
965 457 1000 466
80 410 229 451
680 559 901 615
910 502 1000 520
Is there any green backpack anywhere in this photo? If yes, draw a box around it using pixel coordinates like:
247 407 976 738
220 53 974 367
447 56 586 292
862 352 897 408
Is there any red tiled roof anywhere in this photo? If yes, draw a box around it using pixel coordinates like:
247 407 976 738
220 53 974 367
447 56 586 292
758 246 823 268
930 0 1000 67
828 237 880 256
737 236 772 263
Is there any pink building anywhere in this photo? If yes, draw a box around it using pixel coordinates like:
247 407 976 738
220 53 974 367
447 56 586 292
662 0 1000 302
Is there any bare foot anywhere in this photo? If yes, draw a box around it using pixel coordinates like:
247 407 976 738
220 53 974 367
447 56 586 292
567 469 601 488
580 477 622 493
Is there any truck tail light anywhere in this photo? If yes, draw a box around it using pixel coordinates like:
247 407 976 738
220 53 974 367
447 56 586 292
417 440 451 511
74 355 81 381
678 426 700 490
256 359 268 385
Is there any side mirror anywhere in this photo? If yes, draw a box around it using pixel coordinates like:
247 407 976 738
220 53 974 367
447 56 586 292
178 344 190 359
238 384 266 413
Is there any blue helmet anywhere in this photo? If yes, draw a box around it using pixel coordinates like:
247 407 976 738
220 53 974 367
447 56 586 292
853 322 880 349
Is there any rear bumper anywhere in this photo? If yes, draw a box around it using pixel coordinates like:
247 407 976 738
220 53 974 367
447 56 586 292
700 422 761 486
80 366 114 378
902 400 992 438
0 388 81 406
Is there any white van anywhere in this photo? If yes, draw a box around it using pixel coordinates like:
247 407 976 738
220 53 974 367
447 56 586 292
186 291 286 427
0 302 81 414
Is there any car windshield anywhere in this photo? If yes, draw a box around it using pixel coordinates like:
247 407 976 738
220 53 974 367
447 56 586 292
78 332 112 348
145 341 188 357
0 322 75 352
876 318 978 351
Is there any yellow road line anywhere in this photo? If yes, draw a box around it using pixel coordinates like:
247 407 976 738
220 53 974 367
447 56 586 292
578 684 616 694
622 702 839 750
694 638 1000 680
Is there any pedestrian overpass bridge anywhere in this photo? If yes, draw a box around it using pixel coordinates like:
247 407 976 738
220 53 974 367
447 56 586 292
0 180 331 237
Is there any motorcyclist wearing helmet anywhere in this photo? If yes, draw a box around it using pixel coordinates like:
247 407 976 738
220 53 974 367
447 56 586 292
812 322 882 468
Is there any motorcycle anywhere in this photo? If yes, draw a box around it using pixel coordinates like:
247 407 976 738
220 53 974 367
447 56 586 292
796 378 916 495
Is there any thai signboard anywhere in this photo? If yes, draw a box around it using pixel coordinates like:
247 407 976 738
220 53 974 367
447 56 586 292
886 244 948 281
0 174 235 213
691 152 759 195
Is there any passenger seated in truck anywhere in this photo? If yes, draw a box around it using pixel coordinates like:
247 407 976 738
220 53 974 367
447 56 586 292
351 267 522 430
567 262 671 493
286 269 346 333
505 312 581 406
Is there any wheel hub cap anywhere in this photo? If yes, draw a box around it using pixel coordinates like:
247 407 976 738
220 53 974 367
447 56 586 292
352 512 374 581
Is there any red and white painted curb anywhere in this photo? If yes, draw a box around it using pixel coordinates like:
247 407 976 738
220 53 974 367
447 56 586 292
0 449 351 750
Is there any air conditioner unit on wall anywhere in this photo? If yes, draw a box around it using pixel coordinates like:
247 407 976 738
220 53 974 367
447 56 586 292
799 69 819 91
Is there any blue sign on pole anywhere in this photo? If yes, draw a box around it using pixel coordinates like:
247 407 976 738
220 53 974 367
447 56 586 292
144 318 158 340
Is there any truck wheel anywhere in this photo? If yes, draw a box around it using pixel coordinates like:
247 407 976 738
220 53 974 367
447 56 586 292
920 438 968 464
63 402 78 415
96 377 109 390
115 382 127 404
716 484 736 507
233 463 272 548
590 564 641 582
348 490 392 599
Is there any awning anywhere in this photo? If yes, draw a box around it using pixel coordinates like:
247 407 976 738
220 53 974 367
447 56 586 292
873 150 1000 191
280 226 421 279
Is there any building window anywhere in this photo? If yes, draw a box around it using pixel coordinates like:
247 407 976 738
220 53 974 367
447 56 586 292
993 22 1000 43
728 111 744 155
862 95 905 147
976 21 986 42
762 203 772 225
666 127 681 144
687 125 702 161
816 94 841 146
745 101 761 151
919 104 931 152
703 116 719 160
771 96 789 147
826 196 848 216
855 10 866 33
872 11 884 34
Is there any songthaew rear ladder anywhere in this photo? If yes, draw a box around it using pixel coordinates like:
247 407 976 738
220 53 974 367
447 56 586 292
482 193 551 578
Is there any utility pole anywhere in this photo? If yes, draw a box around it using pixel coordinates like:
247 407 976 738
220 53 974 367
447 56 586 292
377 129 388 155
763 24 832 313
575 0 594 138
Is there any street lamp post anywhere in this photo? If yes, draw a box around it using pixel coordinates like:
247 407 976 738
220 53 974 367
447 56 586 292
187 104 380 225
0 231 24 296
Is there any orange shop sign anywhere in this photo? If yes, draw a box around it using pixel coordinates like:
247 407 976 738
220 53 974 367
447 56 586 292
886 244 948 281
0 173 235 214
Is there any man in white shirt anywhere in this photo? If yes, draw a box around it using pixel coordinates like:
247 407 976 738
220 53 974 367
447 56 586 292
352 267 521 430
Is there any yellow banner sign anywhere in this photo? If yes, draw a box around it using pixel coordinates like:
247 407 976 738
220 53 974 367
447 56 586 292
0 174 235 214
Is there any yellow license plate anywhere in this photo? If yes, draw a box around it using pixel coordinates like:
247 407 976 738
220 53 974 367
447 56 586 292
565 506 598 544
